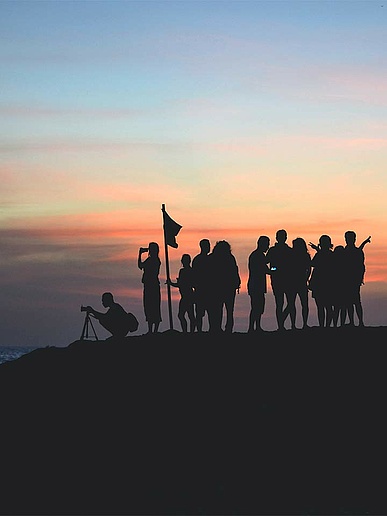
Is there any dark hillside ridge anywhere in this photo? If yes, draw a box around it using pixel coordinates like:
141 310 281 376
1 326 387 515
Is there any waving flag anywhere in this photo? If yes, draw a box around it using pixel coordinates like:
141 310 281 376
162 205 182 248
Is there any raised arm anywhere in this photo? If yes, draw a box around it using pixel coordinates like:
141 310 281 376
308 242 319 252
138 247 148 270
359 236 371 250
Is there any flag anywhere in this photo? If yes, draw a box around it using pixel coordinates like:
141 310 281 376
162 206 182 248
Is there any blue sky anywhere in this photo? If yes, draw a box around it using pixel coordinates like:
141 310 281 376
1 0 386 345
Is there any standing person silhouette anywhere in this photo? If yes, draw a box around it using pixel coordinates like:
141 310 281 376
331 245 347 327
343 230 368 327
266 229 294 331
192 238 211 332
309 234 335 328
247 236 271 333
167 253 196 332
138 242 162 334
283 237 312 329
207 240 241 334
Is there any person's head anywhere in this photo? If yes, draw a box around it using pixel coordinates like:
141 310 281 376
344 230 356 246
292 237 308 254
257 235 270 252
276 229 287 244
199 238 210 254
181 253 191 267
319 234 333 250
212 240 231 255
148 242 159 256
102 292 114 308
334 244 345 255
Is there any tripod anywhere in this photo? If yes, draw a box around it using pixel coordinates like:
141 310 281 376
80 311 99 341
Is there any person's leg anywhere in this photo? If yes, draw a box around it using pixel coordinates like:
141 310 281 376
177 298 188 332
340 294 351 326
248 294 257 332
339 305 347 326
213 302 223 332
256 313 263 331
274 289 285 330
144 285 161 333
285 290 297 329
354 290 364 326
256 293 265 331
299 289 309 329
208 296 222 333
178 314 187 332
326 304 334 327
196 311 203 332
347 303 355 325
188 305 196 332
248 311 255 332
194 292 204 332
97 316 123 338
332 305 339 327
315 298 325 327
224 291 236 333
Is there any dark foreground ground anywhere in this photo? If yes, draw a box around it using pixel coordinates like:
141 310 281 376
1 326 387 515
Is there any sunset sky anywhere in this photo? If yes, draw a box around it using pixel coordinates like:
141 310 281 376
1 0 387 346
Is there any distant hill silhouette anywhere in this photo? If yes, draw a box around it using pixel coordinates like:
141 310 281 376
1 327 387 515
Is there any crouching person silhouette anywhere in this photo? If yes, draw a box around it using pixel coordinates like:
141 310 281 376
83 292 138 339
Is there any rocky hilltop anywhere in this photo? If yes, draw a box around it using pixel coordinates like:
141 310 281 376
1 326 387 515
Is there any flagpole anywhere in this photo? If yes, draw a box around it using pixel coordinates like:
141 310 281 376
162 204 174 330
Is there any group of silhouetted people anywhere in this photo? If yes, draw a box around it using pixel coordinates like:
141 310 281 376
255 229 370 333
138 238 241 334
251 229 370 332
137 229 370 334
83 229 370 337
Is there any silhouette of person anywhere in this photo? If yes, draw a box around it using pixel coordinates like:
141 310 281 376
207 240 241 334
167 253 196 332
84 292 130 338
283 237 312 329
331 245 347 327
247 236 271 332
343 230 368 327
192 238 211 332
138 242 161 333
309 234 335 328
266 229 294 330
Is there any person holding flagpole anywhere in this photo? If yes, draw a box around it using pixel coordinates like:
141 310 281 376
138 242 162 334
167 253 196 333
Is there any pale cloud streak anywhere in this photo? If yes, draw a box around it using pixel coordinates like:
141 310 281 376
0 104 145 119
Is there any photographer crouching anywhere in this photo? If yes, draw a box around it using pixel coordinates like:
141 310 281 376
82 292 138 339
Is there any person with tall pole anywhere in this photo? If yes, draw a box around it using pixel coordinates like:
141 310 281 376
161 204 182 331
163 213 174 331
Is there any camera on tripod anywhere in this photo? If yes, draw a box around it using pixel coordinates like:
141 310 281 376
80 305 98 340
